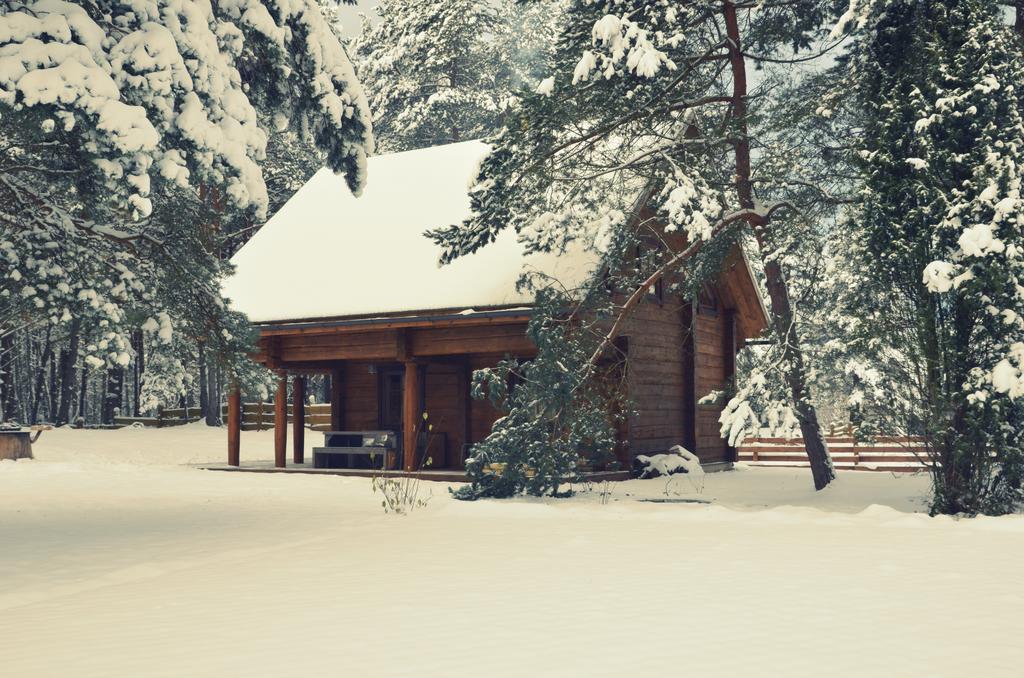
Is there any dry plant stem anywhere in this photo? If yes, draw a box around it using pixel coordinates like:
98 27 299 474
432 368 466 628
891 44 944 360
371 417 436 514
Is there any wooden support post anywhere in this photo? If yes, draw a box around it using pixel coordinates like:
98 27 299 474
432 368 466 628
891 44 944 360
681 303 698 453
274 372 287 468
457 358 472 469
402 360 420 472
292 375 305 464
330 365 344 431
227 385 241 466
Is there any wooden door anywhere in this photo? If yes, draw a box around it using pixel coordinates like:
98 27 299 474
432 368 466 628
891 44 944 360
378 367 404 434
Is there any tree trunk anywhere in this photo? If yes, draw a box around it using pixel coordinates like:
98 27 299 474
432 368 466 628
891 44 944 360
0 331 17 422
205 354 221 426
198 342 209 418
103 367 124 424
30 330 52 424
77 365 88 425
1016 1 1023 39
47 352 58 422
723 0 834 489
761 259 835 489
132 329 144 416
56 318 81 425
18 332 30 422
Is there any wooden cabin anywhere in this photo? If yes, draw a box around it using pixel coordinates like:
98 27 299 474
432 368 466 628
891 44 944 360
223 141 768 475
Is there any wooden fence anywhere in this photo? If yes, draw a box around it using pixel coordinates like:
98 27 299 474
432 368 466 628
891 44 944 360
114 406 202 428
737 436 929 472
114 403 333 431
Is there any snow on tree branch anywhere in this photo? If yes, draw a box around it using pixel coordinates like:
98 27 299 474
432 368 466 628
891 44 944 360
0 0 372 216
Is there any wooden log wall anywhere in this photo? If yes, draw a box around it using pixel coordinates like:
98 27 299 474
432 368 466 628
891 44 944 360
259 322 533 368
423 361 466 469
251 320 528 470
621 290 736 464
243 288 753 468
622 297 688 456
244 356 505 470
340 364 379 431
694 309 730 464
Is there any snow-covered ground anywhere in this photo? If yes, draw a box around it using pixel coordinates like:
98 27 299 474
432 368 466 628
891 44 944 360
2 424 1022 677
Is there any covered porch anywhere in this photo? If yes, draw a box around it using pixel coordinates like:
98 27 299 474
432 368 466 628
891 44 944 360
225 310 536 473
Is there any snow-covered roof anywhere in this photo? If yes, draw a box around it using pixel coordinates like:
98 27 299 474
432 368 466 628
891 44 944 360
224 140 597 324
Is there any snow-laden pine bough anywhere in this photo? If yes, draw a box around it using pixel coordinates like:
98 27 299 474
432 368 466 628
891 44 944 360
0 0 372 426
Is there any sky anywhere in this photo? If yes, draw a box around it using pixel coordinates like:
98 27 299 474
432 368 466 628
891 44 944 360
334 1 379 37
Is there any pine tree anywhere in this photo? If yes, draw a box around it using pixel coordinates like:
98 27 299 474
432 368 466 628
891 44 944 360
350 0 562 152
841 0 1024 514
0 0 373 422
429 0 842 490
716 66 869 446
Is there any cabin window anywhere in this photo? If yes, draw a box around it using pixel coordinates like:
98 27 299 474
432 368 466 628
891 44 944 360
507 368 524 397
600 265 615 294
649 275 664 305
377 365 427 434
698 283 719 316
378 367 404 432
635 240 665 305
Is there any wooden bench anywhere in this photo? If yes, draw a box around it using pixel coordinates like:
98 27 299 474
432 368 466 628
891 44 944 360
313 430 397 470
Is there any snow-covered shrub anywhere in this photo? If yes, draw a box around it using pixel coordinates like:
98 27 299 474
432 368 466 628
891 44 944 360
453 286 625 500
635 446 704 480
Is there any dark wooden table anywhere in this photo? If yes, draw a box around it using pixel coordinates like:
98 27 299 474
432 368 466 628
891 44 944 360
314 430 398 469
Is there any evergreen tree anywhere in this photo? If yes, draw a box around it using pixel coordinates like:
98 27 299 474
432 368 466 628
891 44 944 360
350 0 562 152
455 285 625 499
430 0 843 490
0 0 373 422
1010 1 1023 38
350 0 504 152
841 0 1024 514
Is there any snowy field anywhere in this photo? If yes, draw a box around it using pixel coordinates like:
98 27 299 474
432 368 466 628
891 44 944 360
2 425 1022 677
